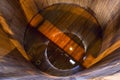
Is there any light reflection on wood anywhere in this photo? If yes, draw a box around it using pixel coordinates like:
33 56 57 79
83 40 120 68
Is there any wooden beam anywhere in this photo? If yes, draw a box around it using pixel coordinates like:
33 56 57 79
0 15 30 61
83 40 120 68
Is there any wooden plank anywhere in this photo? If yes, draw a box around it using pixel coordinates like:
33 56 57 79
71 46 85 61
64 40 78 55
55 34 70 48
0 16 30 61
83 40 120 68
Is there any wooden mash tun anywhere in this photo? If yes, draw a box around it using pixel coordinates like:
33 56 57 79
29 6 120 68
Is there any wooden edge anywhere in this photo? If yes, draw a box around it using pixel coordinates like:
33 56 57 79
10 39 31 61
30 14 43 27
0 16 14 35
0 16 30 61
83 40 120 68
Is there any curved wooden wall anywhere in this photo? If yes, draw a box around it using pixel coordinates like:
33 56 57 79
19 0 120 54
0 0 120 79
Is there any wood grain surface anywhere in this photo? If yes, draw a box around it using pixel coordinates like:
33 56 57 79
0 0 120 80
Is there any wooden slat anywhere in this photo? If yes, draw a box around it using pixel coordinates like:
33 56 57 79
64 40 78 55
0 16 30 61
71 46 85 61
55 34 70 48
83 40 120 68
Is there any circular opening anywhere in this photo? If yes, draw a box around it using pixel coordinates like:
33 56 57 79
24 4 103 76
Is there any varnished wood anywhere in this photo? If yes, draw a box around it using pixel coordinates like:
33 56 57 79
83 40 120 68
0 16 30 61
30 14 43 27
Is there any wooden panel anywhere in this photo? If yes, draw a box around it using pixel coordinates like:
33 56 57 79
0 16 30 61
83 40 120 68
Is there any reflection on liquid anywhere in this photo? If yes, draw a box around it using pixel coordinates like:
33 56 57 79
47 41 79 69
47 33 85 70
